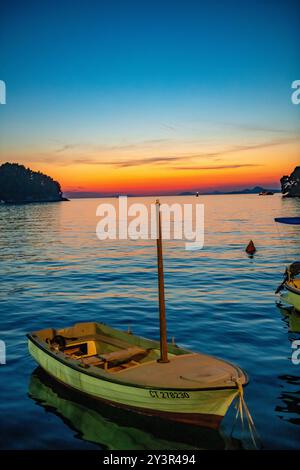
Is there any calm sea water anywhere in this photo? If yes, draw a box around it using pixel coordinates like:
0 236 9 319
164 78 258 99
0 194 299 450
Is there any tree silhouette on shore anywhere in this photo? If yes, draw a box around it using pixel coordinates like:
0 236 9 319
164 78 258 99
281 166 300 197
0 163 66 203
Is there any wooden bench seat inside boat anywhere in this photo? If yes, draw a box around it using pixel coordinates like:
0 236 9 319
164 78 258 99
98 346 145 363
81 355 104 366
80 346 146 370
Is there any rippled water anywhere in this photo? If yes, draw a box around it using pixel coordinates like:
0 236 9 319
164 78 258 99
0 195 299 450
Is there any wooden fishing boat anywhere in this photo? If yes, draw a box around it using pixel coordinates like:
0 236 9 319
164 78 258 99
276 262 300 312
27 320 247 429
275 217 300 312
28 201 248 430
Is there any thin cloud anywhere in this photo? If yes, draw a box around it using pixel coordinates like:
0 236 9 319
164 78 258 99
70 153 219 167
241 125 288 133
173 164 263 171
184 118 298 135
114 156 188 167
218 122 292 134
53 144 79 154
161 123 177 131
32 136 299 168
103 139 171 151
72 158 104 165
188 136 300 160
110 137 299 168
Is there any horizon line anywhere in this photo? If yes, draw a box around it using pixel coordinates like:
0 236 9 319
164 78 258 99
64 185 281 198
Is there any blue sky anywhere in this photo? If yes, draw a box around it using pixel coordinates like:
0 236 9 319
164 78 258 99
0 0 299 193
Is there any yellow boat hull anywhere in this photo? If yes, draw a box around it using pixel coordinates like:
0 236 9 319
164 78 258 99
28 339 239 429
282 281 300 312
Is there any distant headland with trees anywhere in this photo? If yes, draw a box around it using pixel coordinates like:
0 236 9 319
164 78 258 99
280 166 300 198
0 163 68 204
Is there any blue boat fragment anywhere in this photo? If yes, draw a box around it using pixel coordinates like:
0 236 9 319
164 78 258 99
274 217 300 225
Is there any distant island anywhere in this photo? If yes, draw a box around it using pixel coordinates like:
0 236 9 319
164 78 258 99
179 186 280 196
0 163 68 204
280 166 300 198
64 186 281 199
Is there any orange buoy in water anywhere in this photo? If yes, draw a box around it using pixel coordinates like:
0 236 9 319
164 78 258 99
246 240 256 255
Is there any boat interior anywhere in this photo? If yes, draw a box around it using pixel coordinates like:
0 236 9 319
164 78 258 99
31 321 188 374
286 263 300 291
288 278 300 290
29 321 247 388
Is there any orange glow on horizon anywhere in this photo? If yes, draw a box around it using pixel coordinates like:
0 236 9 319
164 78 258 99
5 138 300 195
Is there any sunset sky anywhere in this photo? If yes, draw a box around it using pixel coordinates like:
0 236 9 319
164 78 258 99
0 0 299 195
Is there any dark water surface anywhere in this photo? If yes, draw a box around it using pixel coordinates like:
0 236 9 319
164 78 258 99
0 195 299 450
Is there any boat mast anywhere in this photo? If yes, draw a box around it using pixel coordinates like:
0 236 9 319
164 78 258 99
155 200 169 363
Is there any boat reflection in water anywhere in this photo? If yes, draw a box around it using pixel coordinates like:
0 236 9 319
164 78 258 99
276 303 300 333
28 368 242 450
276 374 300 426
275 304 300 427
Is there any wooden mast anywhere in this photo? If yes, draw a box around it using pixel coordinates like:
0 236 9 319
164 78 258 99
155 200 169 363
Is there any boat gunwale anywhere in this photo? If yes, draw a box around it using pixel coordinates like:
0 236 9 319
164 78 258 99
27 333 249 391
285 282 300 295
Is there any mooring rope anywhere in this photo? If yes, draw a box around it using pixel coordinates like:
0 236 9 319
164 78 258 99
233 378 262 449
